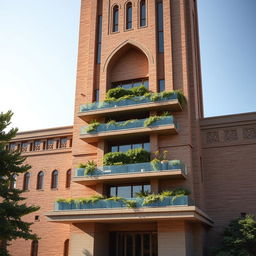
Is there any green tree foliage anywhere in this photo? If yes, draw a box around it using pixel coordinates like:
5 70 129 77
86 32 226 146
0 111 39 256
215 215 256 256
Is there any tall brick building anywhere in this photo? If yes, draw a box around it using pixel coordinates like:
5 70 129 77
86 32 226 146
7 0 256 255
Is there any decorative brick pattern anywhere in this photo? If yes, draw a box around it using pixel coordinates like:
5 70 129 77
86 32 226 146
243 127 256 139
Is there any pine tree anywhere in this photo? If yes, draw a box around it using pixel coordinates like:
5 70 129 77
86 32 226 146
0 111 39 256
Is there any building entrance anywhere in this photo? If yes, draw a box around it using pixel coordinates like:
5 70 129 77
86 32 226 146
109 231 158 256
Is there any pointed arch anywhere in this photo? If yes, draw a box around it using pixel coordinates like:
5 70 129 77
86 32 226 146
103 40 154 73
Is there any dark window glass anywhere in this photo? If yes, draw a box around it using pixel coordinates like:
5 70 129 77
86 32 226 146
157 1 164 53
158 79 165 92
94 89 100 102
140 0 146 27
37 171 44 190
10 174 17 189
31 240 38 256
21 142 28 152
51 170 58 189
60 137 67 148
23 172 30 191
143 234 150 256
110 184 151 198
47 139 54 150
33 140 41 151
9 143 16 151
111 142 150 153
64 239 69 256
152 233 158 256
126 2 133 30
119 144 132 152
126 234 133 256
132 143 142 149
66 169 71 188
112 78 149 89
113 6 119 32
97 15 102 64
111 146 118 152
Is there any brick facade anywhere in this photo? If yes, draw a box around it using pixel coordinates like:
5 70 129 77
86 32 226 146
7 0 256 255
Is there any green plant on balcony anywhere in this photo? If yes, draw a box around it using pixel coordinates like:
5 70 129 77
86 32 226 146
130 85 149 96
86 194 105 203
106 196 126 202
135 190 151 198
119 119 138 127
150 158 161 171
103 148 150 166
78 160 97 175
142 194 162 205
103 151 130 165
125 200 137 208
126 148 150 163
85 120 100 132
105 87 134 101
143 112 169 127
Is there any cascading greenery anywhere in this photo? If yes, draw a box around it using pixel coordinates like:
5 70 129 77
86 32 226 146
104 85 186 106
103 148 150 166
78 160 97 175
56 188 190 209
85 120 100 132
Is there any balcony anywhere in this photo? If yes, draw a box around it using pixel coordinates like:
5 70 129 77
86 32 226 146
73 160 187 185
80 116 177 142
45 196 213 226
78 93 182 121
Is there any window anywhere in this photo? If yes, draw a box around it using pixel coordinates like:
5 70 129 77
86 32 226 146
94 89 100 102
113 5 119 32
158 79 165 92
63 239 69 256
9 142 16 152
109 232 157 256
109 184 151 198
33 140 41 151
112 78 149 89
157 1 164 53
126 2 132 30
37 171 44 190
31 240 38 256
21 142 28 152
66 169 71 188
23 172 30 191
10 174 17 189
140 0 146 27
47 139 54 150
51 170 58 189
111 142 150 153
60 137 67 148
96 15 102 64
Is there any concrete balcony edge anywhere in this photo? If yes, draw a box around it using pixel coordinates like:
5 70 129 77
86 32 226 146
45 206 213 226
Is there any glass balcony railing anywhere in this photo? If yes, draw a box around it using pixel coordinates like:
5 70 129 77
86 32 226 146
79 93 180 113
55 196 191 211
75 160 187 177
80 116 176 135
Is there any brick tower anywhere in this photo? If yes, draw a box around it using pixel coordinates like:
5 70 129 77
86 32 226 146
47 0 211 255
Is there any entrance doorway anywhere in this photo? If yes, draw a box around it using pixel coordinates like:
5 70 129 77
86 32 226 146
109 231 158 256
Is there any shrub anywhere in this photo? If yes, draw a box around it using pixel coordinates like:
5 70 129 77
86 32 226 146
126 148 150 163
78 160 97 175
103 152 130 166
214 215 256 256
125 200 137 208
142 194 162 205
130 85 149 96
105 87 134 100
85 120 100 133
103 148 150 165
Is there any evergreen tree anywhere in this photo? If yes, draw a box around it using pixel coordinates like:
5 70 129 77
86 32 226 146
0 111 39 256
215 215 256 256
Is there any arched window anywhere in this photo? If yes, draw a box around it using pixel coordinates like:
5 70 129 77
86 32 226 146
31 240 38 256
63 239 69 256
140 0 146 27
112 5 119 32
126 2 132 30
51 170 58 189
23 172 30 191
37 171 44 190
66 169 71 188
10 174 17 189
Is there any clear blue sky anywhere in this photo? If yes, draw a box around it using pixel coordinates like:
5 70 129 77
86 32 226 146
0 0 255 131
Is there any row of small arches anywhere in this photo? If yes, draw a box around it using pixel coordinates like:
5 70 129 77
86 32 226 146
112 0 146 32
21 169 71 191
